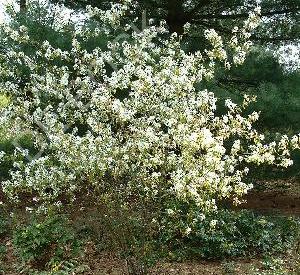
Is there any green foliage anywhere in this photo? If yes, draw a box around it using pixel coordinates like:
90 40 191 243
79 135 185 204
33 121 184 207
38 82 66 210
0 133 35 182
0 202 10 239
79 207 299 269
49 0 300 45
212 48 300 180
0 215 9 239
214 49 300 132
0 208 9 274
0 94 9 109
164 210 300 260
16 259 90 275
0 1 75 92
249 73 300 132
0 2 299 273
3 0 74 51
13 215 81 269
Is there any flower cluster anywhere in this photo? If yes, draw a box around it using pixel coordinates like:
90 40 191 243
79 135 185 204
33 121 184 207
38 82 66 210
0 3 299 233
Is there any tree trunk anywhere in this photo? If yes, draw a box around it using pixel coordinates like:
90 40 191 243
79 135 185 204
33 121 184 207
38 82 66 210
166 0 186 34
19 0 27 12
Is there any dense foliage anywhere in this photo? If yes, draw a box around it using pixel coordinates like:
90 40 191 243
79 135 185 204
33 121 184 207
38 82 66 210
50 0 300 44
0 1 300 273
167 210 300 259
0 1 299 230
13 215 81 268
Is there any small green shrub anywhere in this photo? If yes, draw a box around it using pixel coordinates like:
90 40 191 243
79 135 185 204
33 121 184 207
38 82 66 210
13 215 81 269
165 210 300 260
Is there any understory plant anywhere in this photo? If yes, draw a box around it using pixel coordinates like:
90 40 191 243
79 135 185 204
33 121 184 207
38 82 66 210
163 210 300 260
13 214 81 270
0 0 300 240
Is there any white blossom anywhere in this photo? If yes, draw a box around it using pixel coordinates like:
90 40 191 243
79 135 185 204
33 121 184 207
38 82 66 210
0 3 299 233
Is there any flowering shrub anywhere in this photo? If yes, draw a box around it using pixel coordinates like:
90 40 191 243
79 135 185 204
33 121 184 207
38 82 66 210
164 210 300 259
0 1 300 234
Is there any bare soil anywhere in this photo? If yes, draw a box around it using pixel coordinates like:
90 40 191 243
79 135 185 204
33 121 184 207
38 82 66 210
241 178 300 215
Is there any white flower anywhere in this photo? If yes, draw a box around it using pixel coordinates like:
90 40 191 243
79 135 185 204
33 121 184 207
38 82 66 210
210 220 218 228
225 99 237 110
201 128 215 149
1 3 298 234
185 227 192 235
166 209 175 216
183 22 191 33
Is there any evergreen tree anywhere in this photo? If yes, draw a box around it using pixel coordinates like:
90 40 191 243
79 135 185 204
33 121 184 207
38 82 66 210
49 0 300 44
213 48 300 131
19 0 27 12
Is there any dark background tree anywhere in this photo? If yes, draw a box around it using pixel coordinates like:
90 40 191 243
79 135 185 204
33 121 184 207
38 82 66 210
49 0 300 44
19 0 27 12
